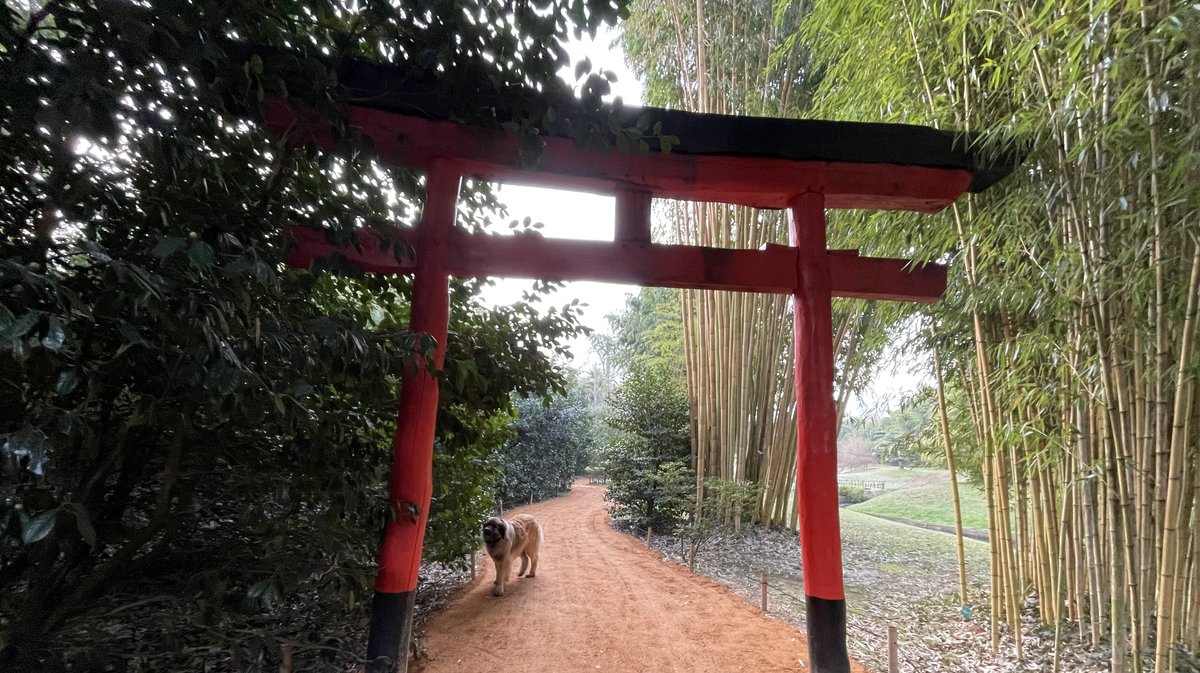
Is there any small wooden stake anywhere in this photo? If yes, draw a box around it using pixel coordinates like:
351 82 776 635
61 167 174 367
887 626 898 673
761 572 769 613
646 527 653 546
279 641 293 673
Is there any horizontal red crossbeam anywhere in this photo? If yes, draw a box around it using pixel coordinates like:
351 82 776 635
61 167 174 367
264 100 973 213
286 227 947 303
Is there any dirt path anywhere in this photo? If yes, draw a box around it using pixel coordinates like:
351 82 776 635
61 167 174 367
414 483 869 673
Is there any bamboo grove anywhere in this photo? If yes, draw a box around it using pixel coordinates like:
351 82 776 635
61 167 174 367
623 0 1199 669
621 0 903 529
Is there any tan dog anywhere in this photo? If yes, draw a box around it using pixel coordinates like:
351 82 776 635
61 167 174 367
481 513 542 597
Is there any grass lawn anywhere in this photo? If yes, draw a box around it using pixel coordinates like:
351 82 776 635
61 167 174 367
840 508 991 575
838 507 992 611
837 465 947 490
847 480 990 530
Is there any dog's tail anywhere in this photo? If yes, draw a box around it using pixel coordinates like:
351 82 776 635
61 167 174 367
536 522 544 551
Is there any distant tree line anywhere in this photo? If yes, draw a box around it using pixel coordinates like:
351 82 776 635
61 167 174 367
839 397 947 471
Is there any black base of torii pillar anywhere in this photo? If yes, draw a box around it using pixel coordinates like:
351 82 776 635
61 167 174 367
789 191 850 673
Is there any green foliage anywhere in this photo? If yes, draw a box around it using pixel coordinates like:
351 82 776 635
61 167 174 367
649 459 697 525
496 393 592 507
427 407 511 568
605 286 686 379
702 476 763 529
859 395 942 468
674 476 762 569
0 0 625 667
599 366 692 530
838 484 870 505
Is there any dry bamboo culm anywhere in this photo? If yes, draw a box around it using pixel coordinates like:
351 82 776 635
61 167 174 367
647 1 889 530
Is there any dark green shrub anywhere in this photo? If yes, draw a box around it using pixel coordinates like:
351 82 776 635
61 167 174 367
838 484 870 504
599 367 692 531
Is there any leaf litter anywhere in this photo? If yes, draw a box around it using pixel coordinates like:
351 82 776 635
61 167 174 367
639 510 1196 673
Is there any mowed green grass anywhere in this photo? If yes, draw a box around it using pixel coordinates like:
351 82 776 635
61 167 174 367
837 465 947 490
838 508 992 606
840 508 991 568
848 480 990 531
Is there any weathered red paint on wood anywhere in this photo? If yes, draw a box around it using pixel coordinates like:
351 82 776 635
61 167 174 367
375 161 461 594
285 226 947 303
615 188 652 243
263 99 974 214
788 191 845 602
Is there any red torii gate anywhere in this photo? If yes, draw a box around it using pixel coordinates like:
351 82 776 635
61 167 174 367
263 51 1015 673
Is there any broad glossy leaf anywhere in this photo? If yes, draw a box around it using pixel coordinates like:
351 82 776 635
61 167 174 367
187 241 216 269
4 428 49 475
55 370 80 395
574 56 592 80
152 236 188 260
41 316 65 351
21 509 57 545
2 311 38 342
67 504 97 547
247 579 271 600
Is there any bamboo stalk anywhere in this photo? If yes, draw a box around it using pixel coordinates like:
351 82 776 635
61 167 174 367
1153 242 1200 672
934 345 969 606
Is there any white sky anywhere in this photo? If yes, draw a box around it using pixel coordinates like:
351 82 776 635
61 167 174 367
479 27 644 365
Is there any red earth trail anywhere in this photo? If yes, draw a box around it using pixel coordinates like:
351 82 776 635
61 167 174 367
412 482 869 673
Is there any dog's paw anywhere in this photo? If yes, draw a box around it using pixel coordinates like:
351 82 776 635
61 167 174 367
525 572 536 578
491 586 504 597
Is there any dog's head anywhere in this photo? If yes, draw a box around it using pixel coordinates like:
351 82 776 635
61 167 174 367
481 517 508 546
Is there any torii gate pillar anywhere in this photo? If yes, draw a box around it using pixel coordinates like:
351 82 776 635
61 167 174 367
788 191 849 673
365 160 461 673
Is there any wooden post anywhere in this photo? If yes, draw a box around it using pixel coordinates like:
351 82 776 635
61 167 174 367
365 160 461 673
761 572 769 613
788 191 850 673
615 188 652 244
646 526 653 546
279 641 293 673
887 626 898 673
